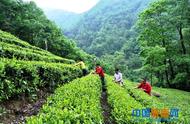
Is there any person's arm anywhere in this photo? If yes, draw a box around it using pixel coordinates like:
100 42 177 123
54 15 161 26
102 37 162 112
135 82 142 89
74 62 81 66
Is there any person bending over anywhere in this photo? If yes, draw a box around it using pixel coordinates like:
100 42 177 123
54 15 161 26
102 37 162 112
95 64 106 91
137 78 152 96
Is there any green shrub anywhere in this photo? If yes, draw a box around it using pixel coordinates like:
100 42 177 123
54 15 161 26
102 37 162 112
106 76 146 123
26 75 103 124
0 30 75 64
0 30 42 51
0 58 82 102
123 80 158 107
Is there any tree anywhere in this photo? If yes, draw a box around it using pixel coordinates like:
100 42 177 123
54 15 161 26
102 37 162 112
137 0 190 90
0 0 88 60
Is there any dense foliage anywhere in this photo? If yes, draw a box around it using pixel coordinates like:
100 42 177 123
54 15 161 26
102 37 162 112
27 75 103 124
63 0 152 81
137 0 190 90
25 74 190 123
107 75 190 123
61 0 190 91
66 0 148 54
0 30 82 102
0 0 190 123
106 76 144 123
0 0 88 60
0 58 82 102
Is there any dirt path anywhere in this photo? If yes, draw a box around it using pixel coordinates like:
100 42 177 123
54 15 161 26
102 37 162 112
0 89 50 124
100 90 116 124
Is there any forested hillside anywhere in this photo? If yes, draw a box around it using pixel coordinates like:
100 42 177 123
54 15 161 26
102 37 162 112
57 0 190 90
0 0 89 60
62 0 153 81
66 0 151 56
44 9 82 31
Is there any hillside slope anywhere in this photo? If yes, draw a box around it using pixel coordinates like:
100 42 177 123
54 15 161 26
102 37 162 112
44 9 83 31
65 0 152 56
0 0 87 60
27 75 190 123
0 30 83 123
57 0 154 81
0 30 74 64
0 30 82 102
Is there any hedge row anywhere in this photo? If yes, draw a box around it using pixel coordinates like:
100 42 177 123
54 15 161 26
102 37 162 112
123 80 157 107
26 75 103 124
0 42 74 64
123 80 187 123
106 76 148 124
0 30 42 51
0 31 75 64
0 58 82 102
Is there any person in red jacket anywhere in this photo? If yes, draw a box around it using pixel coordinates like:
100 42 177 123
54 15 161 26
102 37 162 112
137 78 152 95
95 63 106 91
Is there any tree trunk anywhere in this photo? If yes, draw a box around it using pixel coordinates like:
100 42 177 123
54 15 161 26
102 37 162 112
178 27 186 54
45 40 48 51
178 27 190 88
168 59 175 80
162 38 171 87
164 60 171 87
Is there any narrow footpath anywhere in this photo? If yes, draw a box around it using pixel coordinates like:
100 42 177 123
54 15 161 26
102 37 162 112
100 89 115 124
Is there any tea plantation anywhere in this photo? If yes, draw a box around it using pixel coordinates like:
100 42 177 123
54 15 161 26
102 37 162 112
0 30 190 124
0 30 82 102
27 75 190 124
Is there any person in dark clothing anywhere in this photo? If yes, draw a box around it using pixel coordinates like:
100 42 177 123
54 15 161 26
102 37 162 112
95 64 106 91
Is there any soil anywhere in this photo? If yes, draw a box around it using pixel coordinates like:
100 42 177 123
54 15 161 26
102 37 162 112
100 90 116 124
0 89 50 124
0 84 116 124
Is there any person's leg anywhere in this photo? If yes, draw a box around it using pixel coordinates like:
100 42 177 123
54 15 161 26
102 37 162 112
82 69 87 76
120 81 124 86
82 69 85 76
151 91 161 97
119 81 122 86
101 76 106 91
83 69 88 76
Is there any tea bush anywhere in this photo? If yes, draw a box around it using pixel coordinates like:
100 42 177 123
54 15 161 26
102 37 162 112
0 30 74 64
27 75 103 124
106 76 147 123
0 58 82 102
